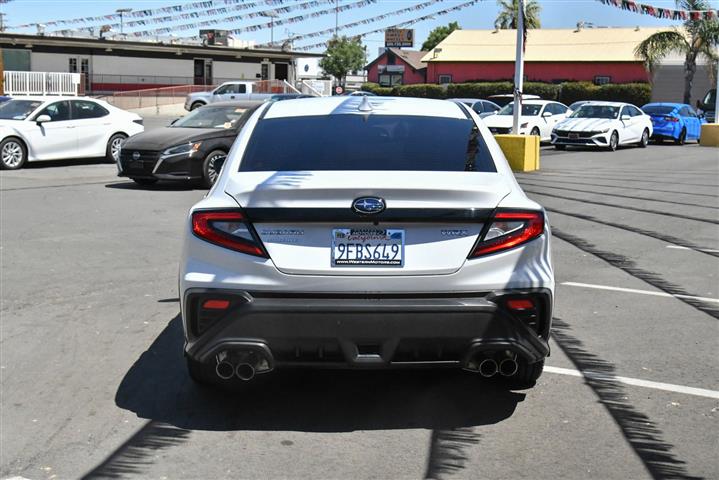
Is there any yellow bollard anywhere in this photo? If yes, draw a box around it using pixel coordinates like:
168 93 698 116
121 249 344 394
699 124 719 147
494 134 540 172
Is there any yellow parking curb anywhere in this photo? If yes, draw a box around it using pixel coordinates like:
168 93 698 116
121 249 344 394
494 134 540 172
699 124 719 147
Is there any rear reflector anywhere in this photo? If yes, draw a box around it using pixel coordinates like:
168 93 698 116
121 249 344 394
469 210 544 258
202 299 230 310
507 298 535 311
192 210 267 257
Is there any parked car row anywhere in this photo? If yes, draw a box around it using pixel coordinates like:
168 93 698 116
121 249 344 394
451 95 706 150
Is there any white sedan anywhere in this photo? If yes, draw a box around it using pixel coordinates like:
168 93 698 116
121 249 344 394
0 97 144 170
551 102 652 151
482 100 571 141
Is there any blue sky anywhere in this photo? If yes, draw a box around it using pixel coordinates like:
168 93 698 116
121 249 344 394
3 0 719 53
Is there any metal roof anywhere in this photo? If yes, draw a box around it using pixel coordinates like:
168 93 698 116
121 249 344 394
422 27 671 63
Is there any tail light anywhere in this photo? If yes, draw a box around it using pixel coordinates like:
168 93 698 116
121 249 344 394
663 116 679 122
191 210 267 257
469 210 544 258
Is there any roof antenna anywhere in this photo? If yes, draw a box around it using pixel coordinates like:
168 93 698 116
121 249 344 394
358 95 373 112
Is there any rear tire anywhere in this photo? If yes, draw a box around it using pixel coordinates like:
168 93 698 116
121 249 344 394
554 144 566 151
191 102 205 111
0 137 27 170
131 178 158 186
675 128 686 145
201 149 227 188
506 359 545 389
638 129 649 148
106 133 127 163
186 357 216 386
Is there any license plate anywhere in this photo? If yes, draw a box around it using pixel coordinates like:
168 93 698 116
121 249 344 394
568 132 579 139
331 228 404 267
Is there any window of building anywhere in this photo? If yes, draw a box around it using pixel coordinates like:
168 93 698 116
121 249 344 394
68 58 78 73
594 76 611 85
378 73 403 87
438 74 452 85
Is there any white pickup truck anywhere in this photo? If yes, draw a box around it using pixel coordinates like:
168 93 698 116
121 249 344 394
184 81 274 111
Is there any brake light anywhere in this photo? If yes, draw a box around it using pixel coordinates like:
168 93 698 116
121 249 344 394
469 210 544 258
191 210 267 257
663 116 679 122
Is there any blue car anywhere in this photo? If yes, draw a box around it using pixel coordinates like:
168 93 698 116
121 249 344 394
642 102 705 145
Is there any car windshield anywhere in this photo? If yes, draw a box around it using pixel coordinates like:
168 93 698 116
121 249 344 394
497 103 542 116
0 99 43 120
571 105 620 119
240 115 496 172
173 106 247 129
642 105 676 115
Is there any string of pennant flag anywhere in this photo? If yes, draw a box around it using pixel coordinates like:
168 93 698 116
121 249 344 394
11 0 293 29
292 0 481 51
123 0 375 38
597 0 718 20
53 0 335 35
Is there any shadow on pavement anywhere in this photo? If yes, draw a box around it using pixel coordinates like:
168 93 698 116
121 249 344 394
24 157 111 168
105 181 204 191
551 318 702 480
115 315 525 433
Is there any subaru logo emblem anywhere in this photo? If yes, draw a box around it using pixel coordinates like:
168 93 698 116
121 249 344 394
132 151 140 160
352 197 385 215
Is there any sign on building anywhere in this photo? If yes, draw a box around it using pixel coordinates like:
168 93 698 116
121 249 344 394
384 29 414 48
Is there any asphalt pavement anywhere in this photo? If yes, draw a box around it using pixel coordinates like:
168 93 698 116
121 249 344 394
1 128 717 479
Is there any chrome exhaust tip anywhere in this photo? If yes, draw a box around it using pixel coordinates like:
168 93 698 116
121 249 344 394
235 363 256 381
215 360 235 380
499 358 519 377
478 358 498 378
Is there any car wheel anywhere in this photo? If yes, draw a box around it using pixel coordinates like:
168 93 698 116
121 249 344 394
675 128 686 146
131 178 158 186
191 102 205 111
505 359 544 389
0 137 28 170
106 133 127 163
202 150 227 188
638 129 649 148
530 127 540 137
186 357 217 386
554 144 567 151
608 131 619 151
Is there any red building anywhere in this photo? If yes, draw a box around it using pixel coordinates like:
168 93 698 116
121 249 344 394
365 48 427 87
418 27 663 85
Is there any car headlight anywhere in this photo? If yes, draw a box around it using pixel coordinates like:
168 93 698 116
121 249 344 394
598 128 610 134
161 142 202 157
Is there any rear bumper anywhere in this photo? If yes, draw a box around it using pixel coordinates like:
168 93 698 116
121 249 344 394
650 124 680 139
183 288 552 369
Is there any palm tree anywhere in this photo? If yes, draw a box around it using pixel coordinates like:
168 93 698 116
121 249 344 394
495 0 541 30
635 0 719 104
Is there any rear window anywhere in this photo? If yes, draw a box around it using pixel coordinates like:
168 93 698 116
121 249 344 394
642 105 675 115
239 115 496 172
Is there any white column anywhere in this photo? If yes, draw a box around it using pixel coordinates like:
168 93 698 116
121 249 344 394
512 0 525 134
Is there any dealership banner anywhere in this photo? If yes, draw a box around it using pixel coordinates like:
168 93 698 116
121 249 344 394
597 0 718 20
294 0 480 51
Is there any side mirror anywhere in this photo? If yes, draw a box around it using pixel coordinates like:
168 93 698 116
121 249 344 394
542 111 553 117
621 114 631 121
35 114 51 124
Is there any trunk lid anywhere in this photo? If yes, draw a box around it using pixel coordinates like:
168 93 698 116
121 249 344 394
226 171 511 276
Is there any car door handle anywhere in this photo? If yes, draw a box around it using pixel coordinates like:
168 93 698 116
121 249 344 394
66 126 77 129
230 95 236 99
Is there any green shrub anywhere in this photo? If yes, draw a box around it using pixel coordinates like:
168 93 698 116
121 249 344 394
392 83 446 99
446 82 513 99
558 82 651 106
524 82 561 101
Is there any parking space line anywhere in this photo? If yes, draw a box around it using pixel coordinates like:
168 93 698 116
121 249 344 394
561 281 719 304
545 366 719 399
666 245 719 254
